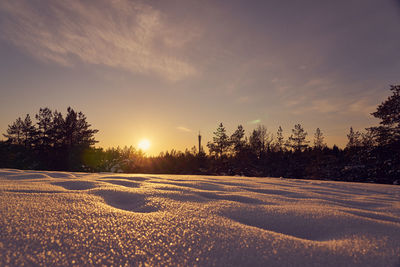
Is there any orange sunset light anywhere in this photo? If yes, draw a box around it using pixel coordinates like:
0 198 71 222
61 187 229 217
138 139 151 151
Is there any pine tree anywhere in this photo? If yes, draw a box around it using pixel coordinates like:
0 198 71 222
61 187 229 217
50 110 65 148
367 85 400 183
76 111 99 147
346 127 361 149
313 128 326 149
361 132 375 148
65 107 78 147
59 107 98 148
2 107 99 171
207 123 230 157
275 126 285 151
3 117 24 145
288 124 309 151
52 107 98 170
249 125 273 157
21 114 36 148
369 85 400 145
230 125 246 155
249 127 263 157
35 107 53 148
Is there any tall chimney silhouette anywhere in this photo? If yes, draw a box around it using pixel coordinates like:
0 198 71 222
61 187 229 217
198 131 202 154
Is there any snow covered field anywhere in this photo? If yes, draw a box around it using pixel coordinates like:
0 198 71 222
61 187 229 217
0 169 399 266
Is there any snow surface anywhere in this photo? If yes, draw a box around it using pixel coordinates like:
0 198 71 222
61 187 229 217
0 169 399 266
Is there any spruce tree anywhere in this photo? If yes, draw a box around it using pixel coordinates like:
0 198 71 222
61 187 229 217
207 123 230 157
288 124 309 151
230 125 246 155
313 128 326 149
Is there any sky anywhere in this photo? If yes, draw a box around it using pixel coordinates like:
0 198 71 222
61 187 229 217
0 0 399 155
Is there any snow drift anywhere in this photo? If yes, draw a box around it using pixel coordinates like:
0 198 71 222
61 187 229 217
0 169 399 266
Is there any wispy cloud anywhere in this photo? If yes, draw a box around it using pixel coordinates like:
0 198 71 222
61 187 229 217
347 98 377 116
310 99 342 113
177 126 192 133
0 0 198 81
287 96 378 117
283 77 359 115
248 119 261 125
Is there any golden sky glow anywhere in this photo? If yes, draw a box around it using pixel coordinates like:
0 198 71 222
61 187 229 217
0 0 399 155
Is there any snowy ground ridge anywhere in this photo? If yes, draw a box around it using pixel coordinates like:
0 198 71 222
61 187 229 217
0 169 399 266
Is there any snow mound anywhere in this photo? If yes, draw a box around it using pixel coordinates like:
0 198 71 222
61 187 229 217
52 181 99 190
0 169 399 266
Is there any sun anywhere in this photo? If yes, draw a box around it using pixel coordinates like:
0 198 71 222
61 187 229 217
138 139 151 151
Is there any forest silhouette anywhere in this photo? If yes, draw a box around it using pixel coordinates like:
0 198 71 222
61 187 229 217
1 85 399 184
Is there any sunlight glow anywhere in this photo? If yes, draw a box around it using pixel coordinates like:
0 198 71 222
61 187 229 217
138 139 151 151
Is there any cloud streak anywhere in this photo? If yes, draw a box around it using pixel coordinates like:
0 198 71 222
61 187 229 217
286 96 378 117
249 119 261 125
0 0 198 81
177 126 192 133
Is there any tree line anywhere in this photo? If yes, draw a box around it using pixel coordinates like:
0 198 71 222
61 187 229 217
0 85 399 184
0 107 98 171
